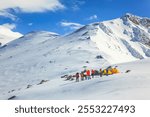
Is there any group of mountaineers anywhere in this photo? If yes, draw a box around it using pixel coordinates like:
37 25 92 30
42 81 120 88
61 66 120 82
75 66 120 82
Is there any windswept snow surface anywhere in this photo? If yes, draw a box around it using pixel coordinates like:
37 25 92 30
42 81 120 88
0 13 150 99
1 58 150 100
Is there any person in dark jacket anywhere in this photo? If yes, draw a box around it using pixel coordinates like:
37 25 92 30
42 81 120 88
76 72 80 82
100 68 103 77
91 69 95 78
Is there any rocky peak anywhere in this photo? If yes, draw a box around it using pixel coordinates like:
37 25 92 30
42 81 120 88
122 13 150 28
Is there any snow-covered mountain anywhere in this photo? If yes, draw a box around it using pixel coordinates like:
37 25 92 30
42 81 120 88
0 13 150 99
71 13 150 64
0 24 23 46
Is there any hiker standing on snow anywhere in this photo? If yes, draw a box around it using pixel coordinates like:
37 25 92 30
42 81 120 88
80 72 84 81
86 70 91 80
76 72 80 82
83 71 87 80
91 69 95 78
100 68 103 77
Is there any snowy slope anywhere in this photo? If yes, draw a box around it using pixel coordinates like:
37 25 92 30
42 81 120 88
1 58 150 100
0 30 107 96
0 24 23 46
0 13 150 99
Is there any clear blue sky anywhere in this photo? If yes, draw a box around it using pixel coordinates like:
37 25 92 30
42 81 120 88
0 0 150 35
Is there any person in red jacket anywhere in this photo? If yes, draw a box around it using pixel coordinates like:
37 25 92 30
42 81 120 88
86 70 91 80
91 69 95 78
